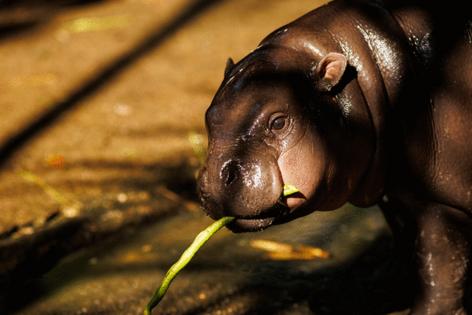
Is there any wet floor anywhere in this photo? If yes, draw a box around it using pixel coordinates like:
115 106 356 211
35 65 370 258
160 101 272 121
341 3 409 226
7 204 410 314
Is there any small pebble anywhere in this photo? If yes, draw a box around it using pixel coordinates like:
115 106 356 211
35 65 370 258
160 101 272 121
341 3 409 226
117 193 128 203
113 103 132 116
63 206 80 218
141 244 152 253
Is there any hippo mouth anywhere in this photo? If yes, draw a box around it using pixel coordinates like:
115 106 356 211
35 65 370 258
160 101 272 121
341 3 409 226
228 217 277 232
227 191 304 232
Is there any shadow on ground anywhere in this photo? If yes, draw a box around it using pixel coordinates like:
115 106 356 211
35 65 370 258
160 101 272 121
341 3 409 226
2 201 420 315
0 157 201 313
0 0 223 308
0 0 224 169
0 0 105 40
177 232 417 315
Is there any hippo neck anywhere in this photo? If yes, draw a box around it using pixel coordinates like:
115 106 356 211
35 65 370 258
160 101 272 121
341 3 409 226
348 6 418 206
266 0 416 206
346 2 418 206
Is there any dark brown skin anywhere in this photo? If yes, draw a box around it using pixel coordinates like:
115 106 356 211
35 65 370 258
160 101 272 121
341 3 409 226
198 0 472 313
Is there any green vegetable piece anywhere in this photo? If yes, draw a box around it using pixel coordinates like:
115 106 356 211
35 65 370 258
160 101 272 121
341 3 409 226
283 184 300 197
144 184 299 314
144 216 235 315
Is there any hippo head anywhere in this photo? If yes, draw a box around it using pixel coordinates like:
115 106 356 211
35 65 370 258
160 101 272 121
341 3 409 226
198 47 374 232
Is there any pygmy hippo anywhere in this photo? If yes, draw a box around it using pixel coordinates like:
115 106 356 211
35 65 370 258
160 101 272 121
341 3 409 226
198 0 472 313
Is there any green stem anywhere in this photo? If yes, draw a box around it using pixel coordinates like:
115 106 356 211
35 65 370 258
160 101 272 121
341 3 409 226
282 184 300 197
144 216 235 315
18 170 81 209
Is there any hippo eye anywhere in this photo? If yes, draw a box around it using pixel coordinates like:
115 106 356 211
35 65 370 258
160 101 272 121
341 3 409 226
270 116 288 131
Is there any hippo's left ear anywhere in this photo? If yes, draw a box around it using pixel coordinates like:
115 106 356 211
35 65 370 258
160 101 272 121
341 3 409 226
224 57 235 78
313 52 347 92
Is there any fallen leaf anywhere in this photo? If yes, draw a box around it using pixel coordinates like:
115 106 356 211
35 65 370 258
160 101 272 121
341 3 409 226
249 239 330 261
45 154 65 169
9 73 58 87
62 15 129 34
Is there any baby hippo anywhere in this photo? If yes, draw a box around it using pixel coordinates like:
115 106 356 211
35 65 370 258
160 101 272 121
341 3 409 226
198 0 472 313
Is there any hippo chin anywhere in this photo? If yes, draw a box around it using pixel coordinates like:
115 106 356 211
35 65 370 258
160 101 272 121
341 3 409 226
198 0 472 313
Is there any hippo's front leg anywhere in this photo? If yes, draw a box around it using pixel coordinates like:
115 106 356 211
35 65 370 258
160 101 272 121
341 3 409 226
410 203 471 315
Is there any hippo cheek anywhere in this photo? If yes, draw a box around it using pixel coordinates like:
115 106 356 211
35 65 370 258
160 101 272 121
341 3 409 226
277 133 327 215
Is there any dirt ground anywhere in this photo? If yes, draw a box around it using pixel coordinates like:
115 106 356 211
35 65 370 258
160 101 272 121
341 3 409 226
1 0 412 314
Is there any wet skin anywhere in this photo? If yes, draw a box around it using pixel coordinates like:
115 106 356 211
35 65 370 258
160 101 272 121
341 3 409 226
198 0 472 314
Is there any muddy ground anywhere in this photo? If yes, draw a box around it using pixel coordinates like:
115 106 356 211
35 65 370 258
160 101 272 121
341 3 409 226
1 0 412 314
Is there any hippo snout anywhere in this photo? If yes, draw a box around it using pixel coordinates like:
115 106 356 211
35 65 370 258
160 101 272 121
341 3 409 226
198 156 285 230
198 165 224 219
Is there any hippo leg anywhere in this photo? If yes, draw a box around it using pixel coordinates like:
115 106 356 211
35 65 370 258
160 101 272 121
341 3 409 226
379 198 416 262
410 203 471 315
379 199 417 307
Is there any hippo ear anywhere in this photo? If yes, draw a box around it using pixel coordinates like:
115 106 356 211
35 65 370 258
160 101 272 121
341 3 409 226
224 57 235 78
313 52 347 92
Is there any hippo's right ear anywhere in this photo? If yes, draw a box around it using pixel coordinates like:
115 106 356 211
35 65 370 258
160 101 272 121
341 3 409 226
313 52 347 92
224 57 235 78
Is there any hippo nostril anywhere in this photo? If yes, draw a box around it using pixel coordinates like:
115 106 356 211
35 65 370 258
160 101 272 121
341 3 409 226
199 187 207 199
225 169 238 186
221 160 240 187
